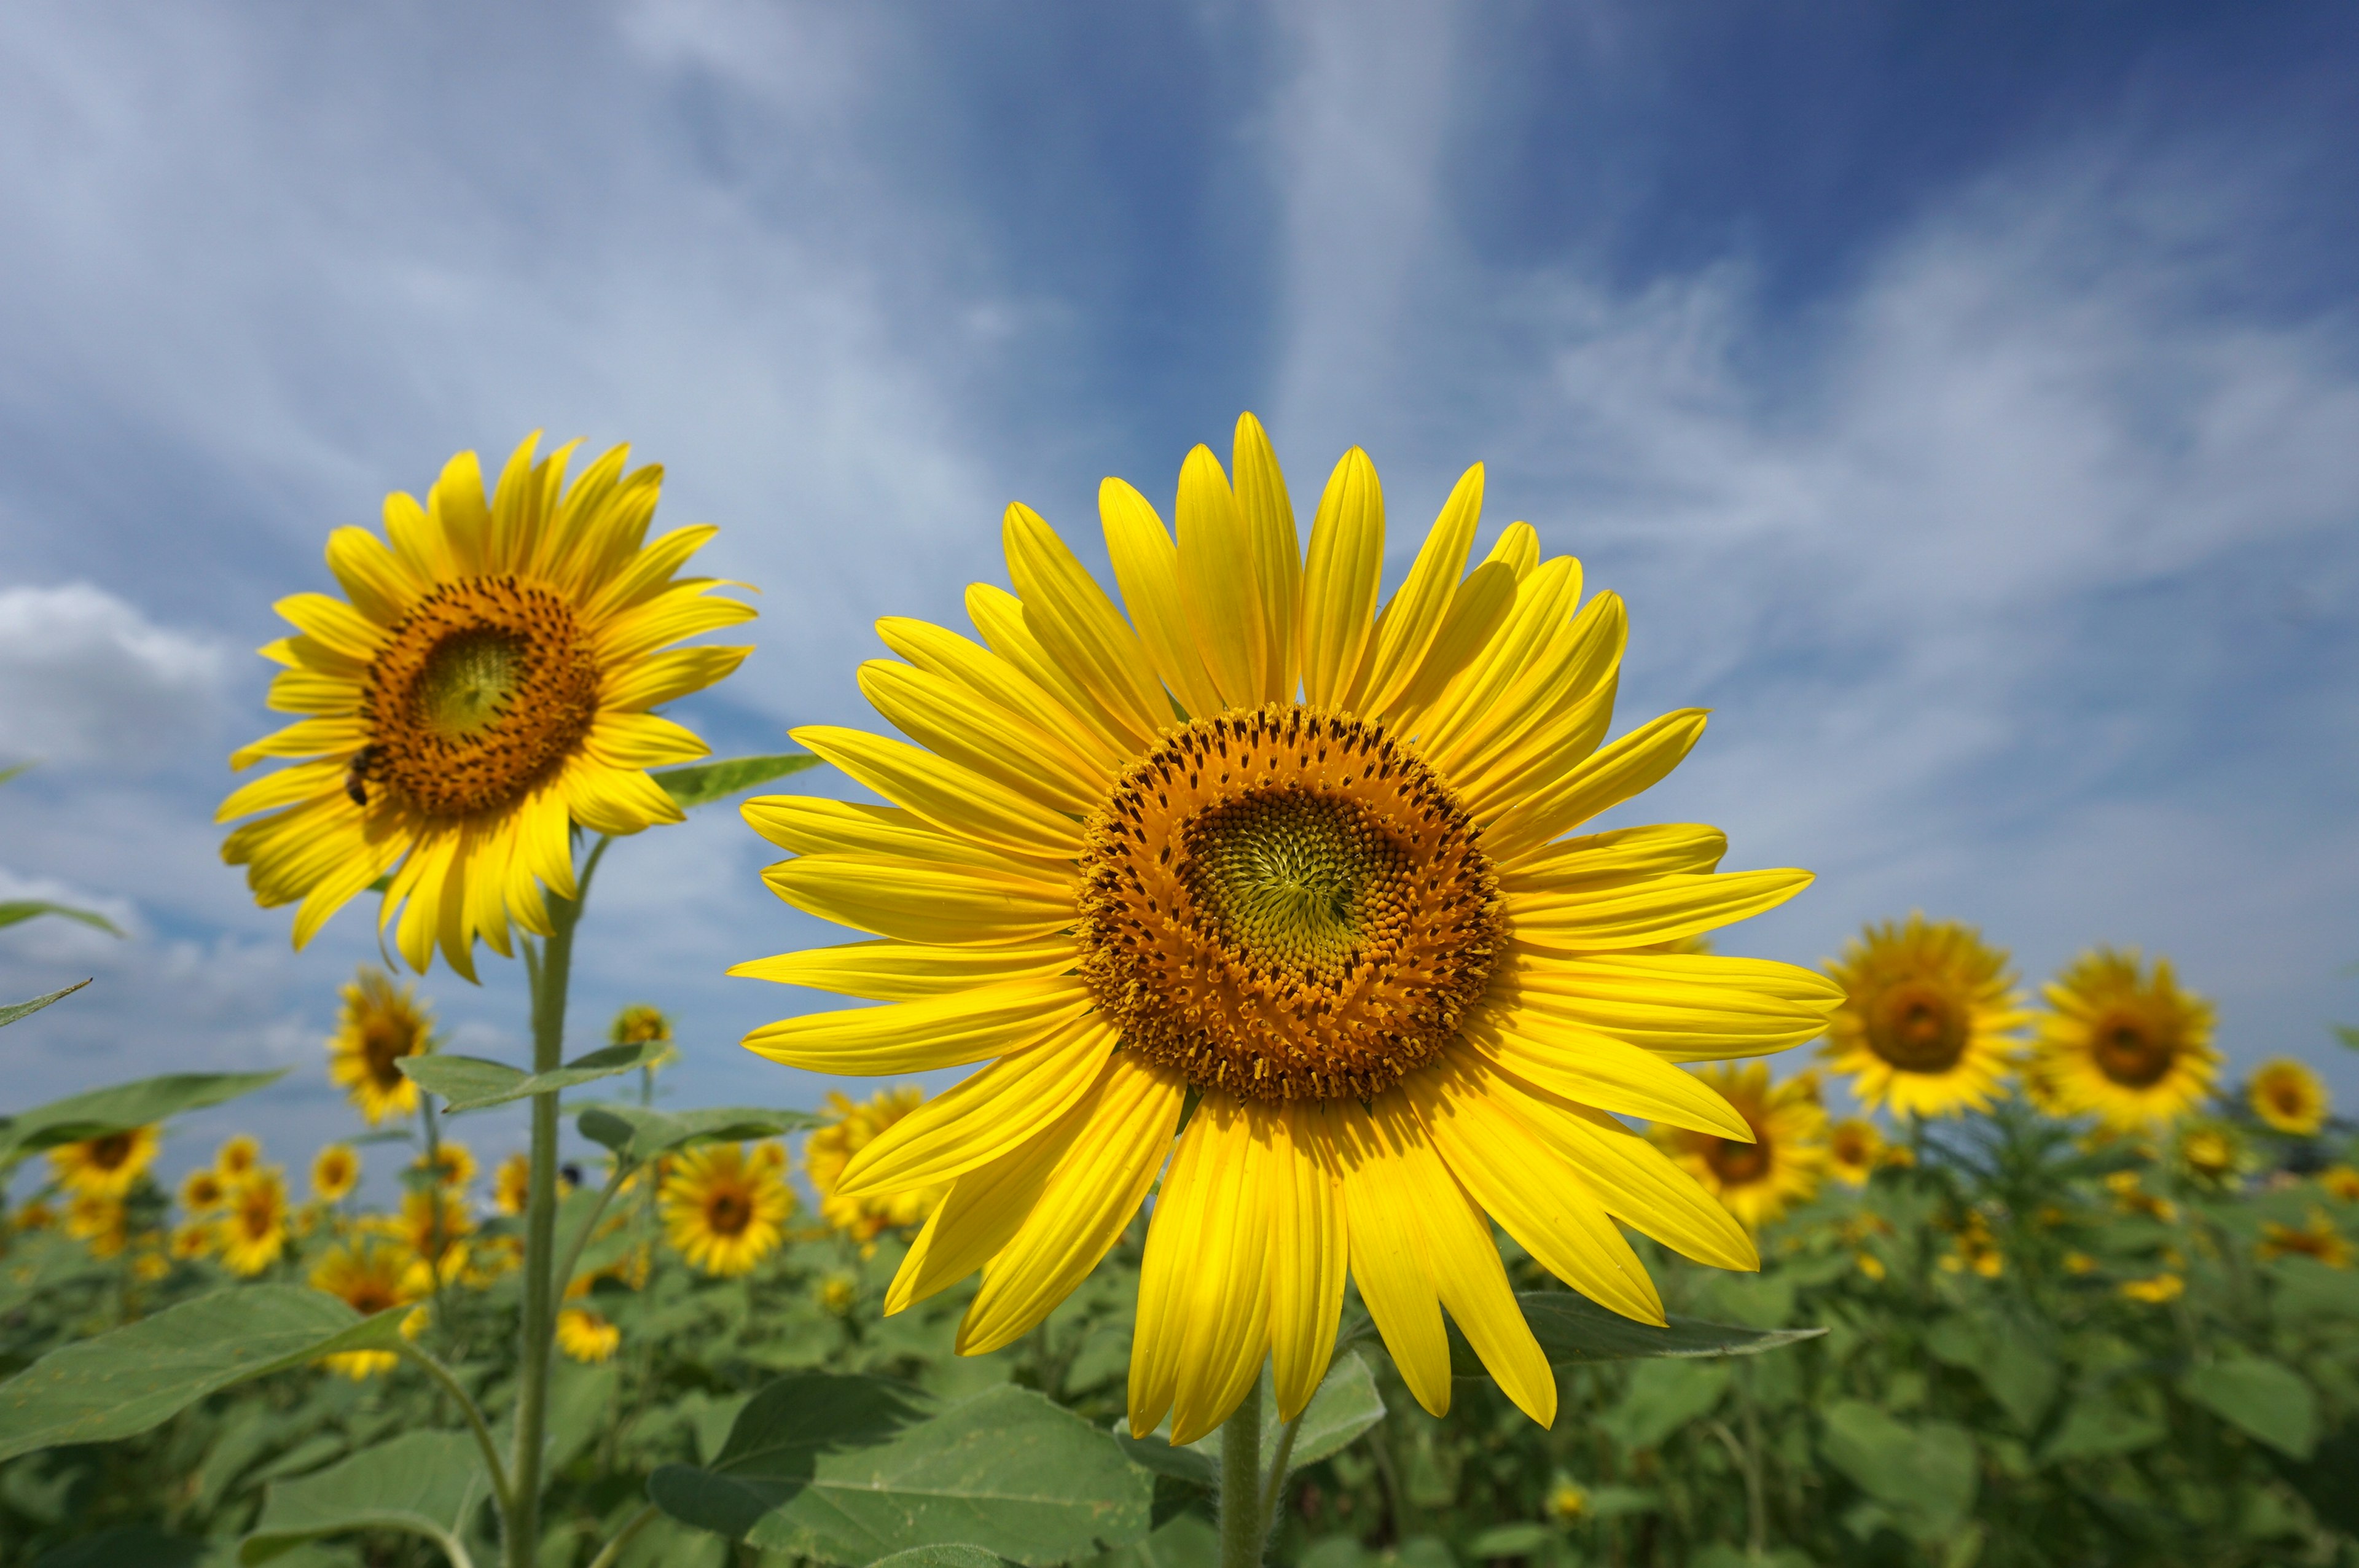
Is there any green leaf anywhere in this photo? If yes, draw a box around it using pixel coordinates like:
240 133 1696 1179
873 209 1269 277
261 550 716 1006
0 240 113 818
869 1550 1019 1568
0 1285 407 1462
0 900 122 937
239 1430 491 1566
1117 1352 1387 1491
0 1067 283 1168
1818 1401 1979 1540
0 979 90 1032
2183 1357 2318 1459
576 1103 821 1164
0 1231 114 1316
402 1040 668 1113
29 1526 209 1568
655 752 821 809
1449 1290 1823 1378
2333 1023 2359 1051
1926 1314 2057 1430
1600 1359 1731 1451
2040 1394 2166 1464
1465 1524 1551 1559
648 1372 1154 1566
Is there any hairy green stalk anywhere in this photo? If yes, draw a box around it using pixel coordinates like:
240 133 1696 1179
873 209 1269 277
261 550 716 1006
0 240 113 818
1218 1381 1266 1568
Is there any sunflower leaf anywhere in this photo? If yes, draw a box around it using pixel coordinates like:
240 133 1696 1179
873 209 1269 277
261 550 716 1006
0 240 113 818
0 1066 281 1169
0 978 91 1032
655 752 821 810
1445 1290 1825 1379
574 1104 822 1164
0 900 123 937
401 1040 667 1114
238 1430 491 1567
647 1373 1154 1565
2181 1356 2318 1459
0 1287 409 1464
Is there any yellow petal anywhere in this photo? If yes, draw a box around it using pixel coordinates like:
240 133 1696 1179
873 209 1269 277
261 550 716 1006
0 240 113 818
1381 561 1517 730
217 760 344 824
595 583 758 665
1269 1099 1348 1422
729 937 1078 1001
1002 502 1169 744
1417 556 1581 765
600 646 751 712
1348 463 1482 715
966 582 1147 759
584 711 711 772
888 1117 1070 1314
1298 448 1384 707
1322 1096 1451 1418
1133 1094 1274 1445
323 525 424 625
1485 521 1540 580
859 659 1104 816
559 762 683 837
265 668 362 716
1496 948 1836 1061
761 853 1073 946
273 593 385 661
1100 477 1224 723
1498 822 1726 894
741 796 1054 875
1462 1015 1755 1141
583 523 719 620
742 974 1090 1074
229 716 367 773
791 725 1081 860
1481 708 1709 864
1232 412 1302 704
877 615 1125 776
1445 591 1625 804
428 450 493 575
1176 445 1266 711
1507 868 1813 954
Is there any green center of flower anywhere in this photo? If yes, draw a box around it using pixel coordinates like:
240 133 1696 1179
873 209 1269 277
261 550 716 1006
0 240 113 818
1180 790 1406 973
418 630 526 739
1868 981 1970 1074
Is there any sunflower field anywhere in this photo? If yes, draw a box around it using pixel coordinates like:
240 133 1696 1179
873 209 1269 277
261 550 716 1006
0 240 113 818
2 426 2355 1568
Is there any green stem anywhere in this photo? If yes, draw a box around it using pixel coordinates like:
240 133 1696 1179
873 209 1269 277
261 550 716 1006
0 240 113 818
400 1342 514 1520
584 1502 660 1568
1256 1403 1306 1540
1217 1381 1266 1568
418 1094 455 1345
549 1161 630 1305
506 835 606 1568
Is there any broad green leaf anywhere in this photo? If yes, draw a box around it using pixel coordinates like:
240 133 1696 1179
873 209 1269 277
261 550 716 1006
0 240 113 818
0 1231 113 1316
870 1549 1020 1568
2183 1357 2318 1459
2040 1394 2166 1464
1449 1290 1824 1377
0 979 90 1032
1466 1523 1551 1559
655 752 821 809
0 900 122 937
2333 1023 2359 1051
1118 1352 1386 1489
29 1526 209 1568
1096 1515 1219 1568
1926 1314 2057 1431
1600 1359 1731 1451
239 1430 490 1566
0 1067 283 1168
576 1103 821 1164
649 1372 1154 1565
0 1285 407 1462
402 1040 667 1113
2272 1255 2359 1320
1818 1402 1978 1540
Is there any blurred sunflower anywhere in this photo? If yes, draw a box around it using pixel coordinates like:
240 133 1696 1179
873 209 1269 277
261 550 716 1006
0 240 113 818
2119 1272 2184 1304
381 1187 474 1290
737 415 1837 1441
1650 1066 1828 1230
2032 949 2216 1133
1825 1119 1885 1187
2171 1119 2255 1189
2248 1059 2328 1136
179 1168 226 1214
327 969 434 1126
215 1134 262 1180
493 1152 533 1216
1939 1210 2005 1279
611 1002 674 1053
10 1199 56 1233
311 1237 421 1378
555 1308 621 1363
818 1273 859 1317
63 1192 128 1258
217 435 756 978
218 1171 290 1276
47 1125 158 1199
2322 1165 2359 1203
312 1144 361 1203
1820 916 2024 1118
807 1088 945 1245
413 1141 476 1191
662 1142 793 1277
2258 1209 2352 1268
168 1220 214 1260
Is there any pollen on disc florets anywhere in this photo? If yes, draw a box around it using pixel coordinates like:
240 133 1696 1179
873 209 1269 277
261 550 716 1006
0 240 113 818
357 575 600 819
1076 703 1506 1102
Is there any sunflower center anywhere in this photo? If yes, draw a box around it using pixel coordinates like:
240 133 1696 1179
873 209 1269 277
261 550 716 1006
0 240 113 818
361 1020 416 1088
1866 981 1969 1074
89 1133 134 1171
358 575 600 819
349 1281 396 1313
706 1190 751 1237
1704 1133 1772 1187
2092 1010 2175 1088
1077 705 1504 1102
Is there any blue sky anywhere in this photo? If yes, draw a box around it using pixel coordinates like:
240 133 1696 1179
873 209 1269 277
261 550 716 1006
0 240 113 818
2 1 2353 1191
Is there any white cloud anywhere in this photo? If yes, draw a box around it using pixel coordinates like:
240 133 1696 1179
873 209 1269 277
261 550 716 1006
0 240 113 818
0 583 225 770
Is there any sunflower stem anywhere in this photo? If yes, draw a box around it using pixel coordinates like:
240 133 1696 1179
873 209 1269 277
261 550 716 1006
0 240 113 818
1256 1402 1306 1540
1217 1380 1266 1568
400 1341 513 1520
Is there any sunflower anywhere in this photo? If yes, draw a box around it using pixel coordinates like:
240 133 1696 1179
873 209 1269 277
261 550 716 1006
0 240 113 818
413 1141 477 1191
63 1193 128 1258
2322 1166 2359 1203
47 1125 159 1199
11 1200 55 1234
380 1188 475 1289
735 416 1839 1440
611 1002 674 1050
807 1088 946 1244
217 435 756 979
179 1168 226 1214
1649 1066 1828 1230
1825 1119 1885 1188
661 1142 793 1276
2119 1272 2184 1304
216 1134 262 1180
168 1220 214 1261
218 1171 290 1276
327 969 434 1126
311 1236 422 1376
2032 949 2217 1133
2171 1119 2254 1190
1939 1210 2004 1279
2256 1209 2351 1269
1820 916 2024 1118
818 1273 859 1317
312 1144 361 1203
2248 1059 2328 1136
493 1152 532 1216
554 1308 621 1363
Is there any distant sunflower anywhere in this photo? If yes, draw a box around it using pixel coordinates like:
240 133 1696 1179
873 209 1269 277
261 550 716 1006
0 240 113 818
2322 1166 2359 1203
1820 916 2024 1118
381 1188 474 1289
63 1192 128 1258
216 1134 262 1180
1825 1119 1885 1188
1651 1066 1828 1230
1939 1209 2004 1279
414 1141 476 1191
2172 1120 2255 1190
48 1125 159 1199
218 1171 290 1276
2032 949 2217 1133
217 435 756 979
2257 1209 2352 1270
168 1220 214 1260
493 1152 532 1216
311 1237 421 1377
179 1168 226 1214
2120 1272 2185 1304
11 1200 55 1234
328 969 434 1126
807 1088 945 1244
661 1142 792 1277
555 1308 621 1363
737 416 1839 1440
312 1144 361 1203
611 1002 675 1054
2248 1059 2328 1136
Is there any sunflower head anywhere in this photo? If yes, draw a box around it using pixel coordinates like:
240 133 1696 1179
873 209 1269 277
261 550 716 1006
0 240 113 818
179 1168 226 1213
218 1171 290 1277
218 435 756 978
2120 1272 2185 1304
2321 1164 2359 1203
662 1141 794 1277
376 1187 475 1287
327 969 433 1126
63 1192 128 1257
413 1142 476 1192
1650 1064 1828 1230
2257 1209 2353 1270
11 1200 57 1235
555 1307 622 1363
1546 1481 1589 1524
168 1220 214 1260
806 1088 942 1244
2033 948 2217 1133
47 1124 160 1199
1820 915 2025 1118
215 1134 262 1180
310 1235 418 1376
2171 1118 2254 1189
818 1273 859 1317
1938 1209 2005 1279
311 1144 361 1203
610 1003 675 1049
1825 1118 1886 1187
2248 1059 2330 1137
493 1152 532 1216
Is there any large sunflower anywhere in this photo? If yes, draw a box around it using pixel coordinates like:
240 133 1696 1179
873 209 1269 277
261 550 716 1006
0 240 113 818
47 1125 160 1199
1820 915 2025 1118
660 1142 794 1277
2031 948 2216 1133
737 416 1837 1441
328 969 434 1125
218 435 755 978
1650 1066 1828 1231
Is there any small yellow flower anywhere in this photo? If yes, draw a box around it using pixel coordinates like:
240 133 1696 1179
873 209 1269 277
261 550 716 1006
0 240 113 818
311 1236 421 1378
131 1246 171 1284
2172 1120 2252 1188
47 1125 160 1199
818 1273 858 1317
216 1134 262 1180
1940 1211 2004 1278
2248 1059 2329 1137
63 1193 128 1258
493 1152 531 1216
1826 1119 1885 1187
2119 1272 2184 1304
2063 1250 2099 1276
179 1168 226 1213
168 1219 214 1259
377 1188 475 1288
2105 1169 2178 1224
805 1088 945 1246
311 1144 361 1203
662 1142 794 1277
611 1003 675 1051
1546 1480 1589 1524
555 1307 622 1363
413 1142 476 1191
2320 1165 2359 1202
1855 1251 1887 1281
2258 1209 2352 1269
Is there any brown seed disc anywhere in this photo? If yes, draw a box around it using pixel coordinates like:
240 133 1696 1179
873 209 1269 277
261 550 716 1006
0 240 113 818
2091 1010 2178 1088
1704 1131 1772 1187
1076 704 1506 1102
358 575 600 819
1865 979 1971 1074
